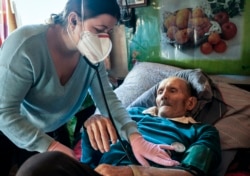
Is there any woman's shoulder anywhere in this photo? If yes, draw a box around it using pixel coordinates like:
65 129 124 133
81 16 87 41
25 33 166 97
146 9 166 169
0 24 50 75
13 24 48 36
4 24 49 46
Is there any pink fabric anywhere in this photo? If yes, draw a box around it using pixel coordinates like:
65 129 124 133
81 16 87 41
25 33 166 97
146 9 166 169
74 139 82 161
225 172 250 176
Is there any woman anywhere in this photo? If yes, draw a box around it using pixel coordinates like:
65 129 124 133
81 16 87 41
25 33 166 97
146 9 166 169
0 0 177 175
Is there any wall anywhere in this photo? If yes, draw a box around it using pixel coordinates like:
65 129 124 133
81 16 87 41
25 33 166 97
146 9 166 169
126 0 250 76
12 0 67 27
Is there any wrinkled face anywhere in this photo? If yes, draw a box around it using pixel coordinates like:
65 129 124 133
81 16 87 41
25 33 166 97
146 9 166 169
156 77 194 118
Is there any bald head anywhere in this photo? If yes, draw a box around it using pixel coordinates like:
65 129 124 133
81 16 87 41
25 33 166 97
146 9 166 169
156 77 197 118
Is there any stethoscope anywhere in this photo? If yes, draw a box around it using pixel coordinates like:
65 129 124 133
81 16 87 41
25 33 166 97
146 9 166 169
84 58 187 165
84 57 138 165
78 0 137 165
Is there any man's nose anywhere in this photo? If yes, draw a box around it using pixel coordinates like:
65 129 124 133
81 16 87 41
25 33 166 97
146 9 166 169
161 89 168 99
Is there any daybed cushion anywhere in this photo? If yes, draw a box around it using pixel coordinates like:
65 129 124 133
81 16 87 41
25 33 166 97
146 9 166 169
114 62 250 176
214 82 250 149
115 62 250 149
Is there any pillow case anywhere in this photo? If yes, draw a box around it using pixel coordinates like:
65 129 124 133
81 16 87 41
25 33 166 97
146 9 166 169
114 62 182 107
128 68 216 118
115 62 226 124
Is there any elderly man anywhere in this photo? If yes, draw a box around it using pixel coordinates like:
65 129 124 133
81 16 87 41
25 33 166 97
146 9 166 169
17 77 221 176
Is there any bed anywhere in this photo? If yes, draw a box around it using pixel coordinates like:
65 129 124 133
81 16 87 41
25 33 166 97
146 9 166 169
74 61 250 176
113 61 250 176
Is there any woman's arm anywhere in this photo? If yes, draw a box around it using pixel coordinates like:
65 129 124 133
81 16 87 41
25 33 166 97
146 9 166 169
0 46 53 152
88 62 139 141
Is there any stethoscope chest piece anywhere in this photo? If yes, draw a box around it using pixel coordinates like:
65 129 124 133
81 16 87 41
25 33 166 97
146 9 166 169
171 142 186 153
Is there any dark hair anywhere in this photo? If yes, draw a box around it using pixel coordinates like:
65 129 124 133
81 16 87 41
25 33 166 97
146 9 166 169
49 0 121 26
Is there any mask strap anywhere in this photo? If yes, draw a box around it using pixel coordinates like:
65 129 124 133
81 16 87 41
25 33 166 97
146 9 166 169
81 0 85 31
67 25 78 47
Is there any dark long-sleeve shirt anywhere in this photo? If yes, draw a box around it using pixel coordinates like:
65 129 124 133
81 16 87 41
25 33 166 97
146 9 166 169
81 107 221 175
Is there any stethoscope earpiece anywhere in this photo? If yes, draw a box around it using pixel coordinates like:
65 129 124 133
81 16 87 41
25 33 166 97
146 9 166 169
72 19 77 26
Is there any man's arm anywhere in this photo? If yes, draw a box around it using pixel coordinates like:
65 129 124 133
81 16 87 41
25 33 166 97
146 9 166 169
95 164 194 176
129 165 194 176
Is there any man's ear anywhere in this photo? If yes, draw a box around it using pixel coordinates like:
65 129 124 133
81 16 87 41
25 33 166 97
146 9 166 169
186 96 198 111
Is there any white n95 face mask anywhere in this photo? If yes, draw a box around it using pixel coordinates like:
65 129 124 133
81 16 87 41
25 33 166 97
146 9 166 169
77 31 112 64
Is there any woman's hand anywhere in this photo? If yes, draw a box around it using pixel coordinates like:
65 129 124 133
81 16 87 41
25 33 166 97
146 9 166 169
84 114 117 153
130 133 180 167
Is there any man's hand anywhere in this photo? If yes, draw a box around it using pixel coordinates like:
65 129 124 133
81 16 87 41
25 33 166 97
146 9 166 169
95 164 133 176
84 114 117 153
130 133 180 167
